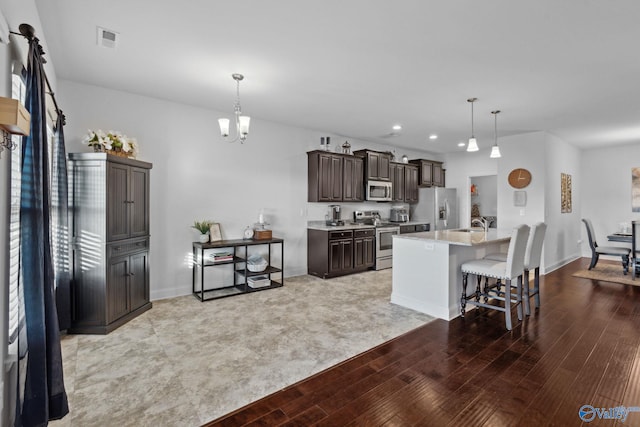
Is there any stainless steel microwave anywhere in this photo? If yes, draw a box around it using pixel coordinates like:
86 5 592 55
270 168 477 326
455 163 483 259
366 180 392 201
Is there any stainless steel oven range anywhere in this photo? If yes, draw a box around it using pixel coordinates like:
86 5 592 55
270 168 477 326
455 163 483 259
375 225 400 270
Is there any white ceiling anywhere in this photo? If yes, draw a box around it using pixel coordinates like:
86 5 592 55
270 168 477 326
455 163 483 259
33 0 640 153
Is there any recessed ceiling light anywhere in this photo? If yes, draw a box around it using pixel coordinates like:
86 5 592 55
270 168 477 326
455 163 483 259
457 142 466 147
429 134 438 140
392 124 402 131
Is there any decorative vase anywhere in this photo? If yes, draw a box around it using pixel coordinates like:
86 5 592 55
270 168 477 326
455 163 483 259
198 234 209 243
92 144 104 153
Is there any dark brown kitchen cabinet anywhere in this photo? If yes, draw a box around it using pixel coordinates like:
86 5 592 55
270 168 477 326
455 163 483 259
353 149 392 181
405 164 419 202
308 151 363 202
410 159 445 187
308 228 375 278
390 162 419 203
353 229 375 270
342 155 364 202
68 153 152 334
329 238 353 274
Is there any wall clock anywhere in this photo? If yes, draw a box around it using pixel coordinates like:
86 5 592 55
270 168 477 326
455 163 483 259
508 168 532 189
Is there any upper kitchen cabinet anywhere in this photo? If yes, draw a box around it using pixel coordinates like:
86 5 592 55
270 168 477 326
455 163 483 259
409 159 445 187
308 151 363 202
353 149 391 182
390 162 419 203
342 155 364 202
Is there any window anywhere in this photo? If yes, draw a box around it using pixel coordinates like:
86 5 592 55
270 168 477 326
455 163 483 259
8 72 25 350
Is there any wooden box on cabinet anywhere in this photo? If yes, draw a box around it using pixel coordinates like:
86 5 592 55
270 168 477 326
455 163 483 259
68 153 152 334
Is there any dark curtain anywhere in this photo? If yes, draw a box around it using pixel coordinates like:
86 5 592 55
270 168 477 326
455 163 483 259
17 35 69 426
53 114 71 331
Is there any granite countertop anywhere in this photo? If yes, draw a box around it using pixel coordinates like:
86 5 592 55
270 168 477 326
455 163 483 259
307 220 430 231
393 228 512 246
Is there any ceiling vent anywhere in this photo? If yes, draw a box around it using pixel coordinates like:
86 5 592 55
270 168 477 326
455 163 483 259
96 26 119 48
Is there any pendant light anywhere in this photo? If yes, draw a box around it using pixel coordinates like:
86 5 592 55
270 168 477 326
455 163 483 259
218 74 250 143
490 110 502 158
467 98 479 152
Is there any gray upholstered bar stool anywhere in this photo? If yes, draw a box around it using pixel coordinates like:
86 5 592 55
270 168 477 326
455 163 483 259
460 224 530 330
485 222 547 315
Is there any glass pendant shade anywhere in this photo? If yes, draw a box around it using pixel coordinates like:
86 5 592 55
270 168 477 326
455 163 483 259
490 145 501 158
467 137 479 152
218 118 230 137
239 115 250 136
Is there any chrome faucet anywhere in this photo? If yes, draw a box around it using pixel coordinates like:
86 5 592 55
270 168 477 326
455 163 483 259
471 217 490 232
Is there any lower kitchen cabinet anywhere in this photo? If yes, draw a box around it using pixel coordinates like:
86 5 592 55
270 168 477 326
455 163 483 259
354 230 376 270
308 228 375 278
107 250 149 323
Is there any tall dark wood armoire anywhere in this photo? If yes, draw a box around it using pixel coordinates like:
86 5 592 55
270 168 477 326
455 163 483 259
68 153 152 334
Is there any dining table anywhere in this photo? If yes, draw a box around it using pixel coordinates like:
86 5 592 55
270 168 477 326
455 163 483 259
607 232 633 244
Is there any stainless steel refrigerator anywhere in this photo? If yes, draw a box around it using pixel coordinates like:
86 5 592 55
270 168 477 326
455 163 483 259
410 187 458 230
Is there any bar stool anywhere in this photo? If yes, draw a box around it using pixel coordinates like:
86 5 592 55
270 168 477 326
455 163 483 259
485 222 547 315
460 224 529 330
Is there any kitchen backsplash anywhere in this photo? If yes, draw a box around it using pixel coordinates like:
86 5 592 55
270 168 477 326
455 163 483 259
307 202 410 223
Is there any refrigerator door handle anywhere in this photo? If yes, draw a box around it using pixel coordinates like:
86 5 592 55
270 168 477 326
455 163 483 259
444 199 449 227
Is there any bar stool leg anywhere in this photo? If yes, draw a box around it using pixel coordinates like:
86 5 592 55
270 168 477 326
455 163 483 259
533 267 540 309
516 275 523 321
504 278 512 330
475 275 482 302
461 272 468 317
522 269 531 316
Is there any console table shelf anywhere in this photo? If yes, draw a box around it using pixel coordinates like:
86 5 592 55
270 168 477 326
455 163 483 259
192 237 284 302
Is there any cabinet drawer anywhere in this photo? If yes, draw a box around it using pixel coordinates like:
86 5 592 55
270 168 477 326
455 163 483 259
354 229 375 238
329 230 353 240
107 238 149 257
400 225 416 234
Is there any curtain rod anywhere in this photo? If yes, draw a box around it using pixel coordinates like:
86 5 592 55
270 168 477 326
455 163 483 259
10 23 66 125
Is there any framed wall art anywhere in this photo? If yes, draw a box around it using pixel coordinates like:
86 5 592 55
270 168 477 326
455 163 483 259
561 173 572 213
633 168 640 212
209 223 222 242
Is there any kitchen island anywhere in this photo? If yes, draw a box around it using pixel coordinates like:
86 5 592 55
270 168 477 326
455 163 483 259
391 228 511 320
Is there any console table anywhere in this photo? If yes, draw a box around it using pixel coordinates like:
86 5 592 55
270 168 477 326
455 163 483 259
192 238 284 301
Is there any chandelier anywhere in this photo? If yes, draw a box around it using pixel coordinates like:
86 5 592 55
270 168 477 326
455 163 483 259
218 74 250 143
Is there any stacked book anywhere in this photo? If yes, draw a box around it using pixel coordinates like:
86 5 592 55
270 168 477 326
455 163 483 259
209 250 233 263
247 275 271 289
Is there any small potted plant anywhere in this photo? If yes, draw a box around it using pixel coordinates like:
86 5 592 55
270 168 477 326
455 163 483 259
192 220 213 243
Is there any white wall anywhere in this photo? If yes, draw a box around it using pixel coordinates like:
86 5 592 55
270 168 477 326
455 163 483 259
58 80 438 300
581 143 640 257
544 133 582 271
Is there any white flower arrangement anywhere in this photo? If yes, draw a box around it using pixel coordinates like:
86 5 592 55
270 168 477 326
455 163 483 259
83 129 138 157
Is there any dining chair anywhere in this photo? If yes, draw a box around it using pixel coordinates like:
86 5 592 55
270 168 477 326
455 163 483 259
582 218 630 274
460 224 529 330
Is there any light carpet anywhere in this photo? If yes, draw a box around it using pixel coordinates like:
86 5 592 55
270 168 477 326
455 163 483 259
572 263 640 286
49 270 433 427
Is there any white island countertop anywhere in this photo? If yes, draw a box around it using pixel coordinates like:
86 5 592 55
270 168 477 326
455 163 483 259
391 228 512 320
395 228 511 246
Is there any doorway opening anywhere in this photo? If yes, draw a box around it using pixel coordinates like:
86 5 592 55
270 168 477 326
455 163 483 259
469 175 498 228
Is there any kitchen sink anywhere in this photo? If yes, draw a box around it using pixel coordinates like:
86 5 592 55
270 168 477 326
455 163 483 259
454 228 486 233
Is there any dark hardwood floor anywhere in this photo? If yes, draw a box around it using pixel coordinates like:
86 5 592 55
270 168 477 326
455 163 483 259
203 258 640 427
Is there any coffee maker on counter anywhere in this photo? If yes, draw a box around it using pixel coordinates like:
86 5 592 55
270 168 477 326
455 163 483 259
326 204 344 226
